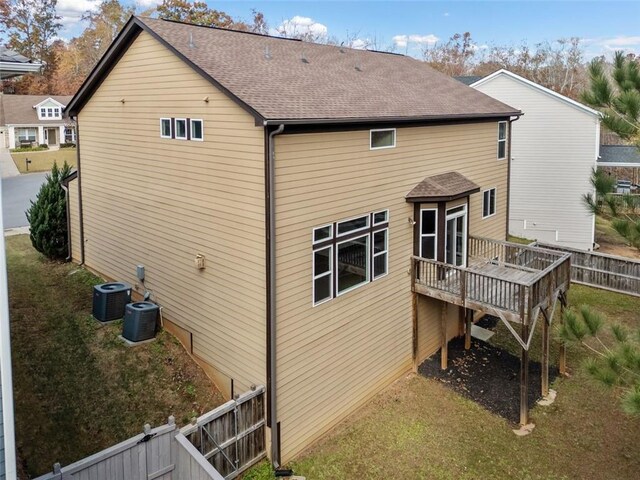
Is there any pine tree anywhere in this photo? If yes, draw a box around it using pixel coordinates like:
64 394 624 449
26 162 71 260
581 52 640 251
582 51 640 145
559 305 640 416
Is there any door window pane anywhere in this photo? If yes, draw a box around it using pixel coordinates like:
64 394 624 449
337 236 369 293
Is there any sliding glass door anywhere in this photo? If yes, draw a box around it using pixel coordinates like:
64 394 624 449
445 205 467 267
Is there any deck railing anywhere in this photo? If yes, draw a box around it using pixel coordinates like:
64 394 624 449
412 236 571 323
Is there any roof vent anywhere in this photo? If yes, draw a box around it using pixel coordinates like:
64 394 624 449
188 33 196 49
355 63 362 72
339 48 346 54
301 51 309 64
264 46 272 60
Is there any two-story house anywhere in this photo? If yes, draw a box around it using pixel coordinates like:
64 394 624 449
63 17 571 466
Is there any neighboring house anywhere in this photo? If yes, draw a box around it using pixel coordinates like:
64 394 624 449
597 145 640 186
0 95 76 150
465 69 601 251
64 17 528 466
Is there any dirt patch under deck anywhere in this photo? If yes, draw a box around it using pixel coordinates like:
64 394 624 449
419 317 558 424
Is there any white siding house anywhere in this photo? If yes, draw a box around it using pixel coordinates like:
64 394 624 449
469 70 600 250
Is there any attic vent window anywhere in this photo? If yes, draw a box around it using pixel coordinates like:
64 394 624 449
370 128 396 150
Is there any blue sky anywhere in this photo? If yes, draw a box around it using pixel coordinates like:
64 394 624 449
56 1 640 58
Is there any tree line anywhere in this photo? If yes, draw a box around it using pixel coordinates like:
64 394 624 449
0 0 628 101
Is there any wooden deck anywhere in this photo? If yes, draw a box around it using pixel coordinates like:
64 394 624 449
412 236 572 325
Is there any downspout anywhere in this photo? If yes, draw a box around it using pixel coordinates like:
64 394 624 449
506 115 521 240
72 116 85 264
267 123 284 467
60 179 72 262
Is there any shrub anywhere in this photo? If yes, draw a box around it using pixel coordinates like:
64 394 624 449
38 144 49 149
26 162 72 260
60 142 76 149
10 146 48 153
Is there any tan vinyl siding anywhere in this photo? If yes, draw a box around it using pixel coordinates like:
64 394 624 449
68 179 81 262
274 121 508 462
77 30 266 393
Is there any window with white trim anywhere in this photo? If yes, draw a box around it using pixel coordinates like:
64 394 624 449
497 121 507 159
483 188 497 218
190 119 203 141
312 210 389 305
370 128 396 150
420 209 437 259
160 118 171 138
17 128 36 142
175 118 187 140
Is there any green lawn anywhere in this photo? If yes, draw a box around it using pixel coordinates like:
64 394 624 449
7 236 225 477
11 148 76 173
245 284 640 480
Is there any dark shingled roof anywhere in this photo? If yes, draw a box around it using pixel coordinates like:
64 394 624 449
0 47 33 64
67 17 521 123
406 172 480 202
598 145 640 165
0 95 73 125
454 75 484 86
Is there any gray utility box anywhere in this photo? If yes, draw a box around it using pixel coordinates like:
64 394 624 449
122 302 159 343
93 282 132 322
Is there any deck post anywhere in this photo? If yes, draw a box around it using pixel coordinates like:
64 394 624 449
559 293 567 376
440 302 448 370
541 308 550 397
520 322 530 425
464 309 472 350
519 288 530 426
412 292 418 372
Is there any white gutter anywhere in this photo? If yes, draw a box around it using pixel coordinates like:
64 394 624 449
0 178 17 479
0 61 42 79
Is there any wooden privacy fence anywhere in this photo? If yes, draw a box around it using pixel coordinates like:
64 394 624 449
533 242 640 297
181 386 266 479
33 419 178 480
34 386 266 480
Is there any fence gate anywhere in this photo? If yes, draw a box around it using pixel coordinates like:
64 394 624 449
181 386 266 479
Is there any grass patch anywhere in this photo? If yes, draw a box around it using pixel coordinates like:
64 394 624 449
245 284 640 480
595 215 639 258
11 148 76 173
508 234 535 245
7 236 224 477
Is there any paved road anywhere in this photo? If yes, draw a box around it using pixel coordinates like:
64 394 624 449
2 173 48 229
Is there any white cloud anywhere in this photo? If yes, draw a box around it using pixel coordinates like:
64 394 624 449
273 16 328 39
443 12 450 17
136 0 163 7
600 35 640 47
56 0 101 27
393 34 439 49
349 38 369 50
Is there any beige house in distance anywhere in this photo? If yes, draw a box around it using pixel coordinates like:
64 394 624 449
64 16 571 468
0 94 76 150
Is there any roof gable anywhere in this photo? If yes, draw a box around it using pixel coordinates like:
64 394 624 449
1 95 73 125
34 97 65 109
470 69 600 118
67 16 521 124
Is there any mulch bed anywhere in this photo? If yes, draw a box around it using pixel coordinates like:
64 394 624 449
419 317 558 424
